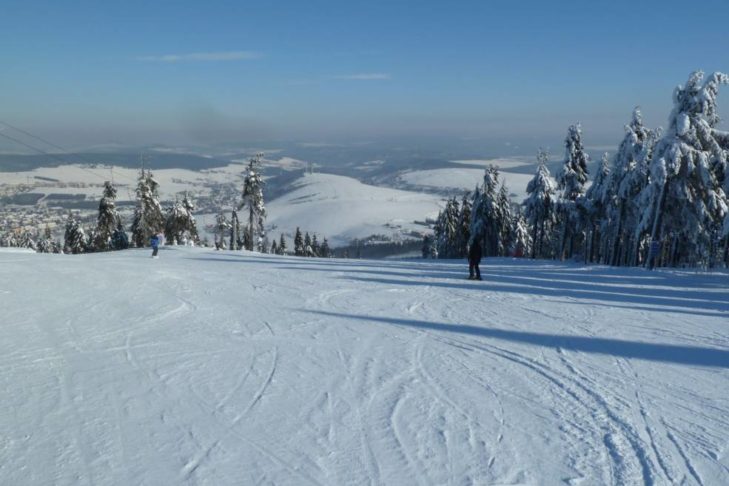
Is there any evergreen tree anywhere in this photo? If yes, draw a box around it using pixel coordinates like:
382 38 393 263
556 123 590 259
304 232 313 256
36 237 52 253
215 212 230 250
422 234 434 258
311 234 320 256
19 231 37 251
37 225 57 253
320 238 331 258
94 181 120 251
294 227 304 256
470 166 512 256
497 183 513 255
242 225 252 251
524 150 557 259
164 193 199 246
270 239 278 255
510 211 531 257
279 233 288 255
240 153 266 251
583 153 611 263
640 71 729 268
457 192 472 258
434 197 461 258
111 223 129 250
229 209 240 250
131 169 164 247
604 108 657 266
63 213 87 254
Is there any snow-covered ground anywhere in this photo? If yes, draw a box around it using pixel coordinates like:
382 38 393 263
397 168 534 201
397 157 538 201
0 163 247 202
1 247 727 485
0 156 305 203
266 173 443 246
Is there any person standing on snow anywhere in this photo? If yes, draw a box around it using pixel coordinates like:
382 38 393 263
468 237 482 280
151 233 160 258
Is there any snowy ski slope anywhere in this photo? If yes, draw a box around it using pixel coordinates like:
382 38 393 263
1 247 728 485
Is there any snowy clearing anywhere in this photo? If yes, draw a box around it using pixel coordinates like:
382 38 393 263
1 248 727 485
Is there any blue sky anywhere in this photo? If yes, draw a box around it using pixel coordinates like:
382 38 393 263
1 0 729 150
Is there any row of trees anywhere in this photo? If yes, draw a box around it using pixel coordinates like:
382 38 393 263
62 174 198 254
4 151 340 258
431 71 729 268
61 153 268 254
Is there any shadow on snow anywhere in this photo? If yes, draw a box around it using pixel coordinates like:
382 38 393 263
304 310 729 369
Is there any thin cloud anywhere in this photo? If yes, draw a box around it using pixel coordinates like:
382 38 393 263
137 51 262 62
333 73 391 80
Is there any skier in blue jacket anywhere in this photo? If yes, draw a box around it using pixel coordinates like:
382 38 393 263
151 234 160 257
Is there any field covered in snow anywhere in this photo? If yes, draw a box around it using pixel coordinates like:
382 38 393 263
1 247 727 485
396 157 537 201
266 173 442 246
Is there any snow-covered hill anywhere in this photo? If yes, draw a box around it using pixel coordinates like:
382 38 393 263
266 173 443 246
395 157 540 202
1 248 728 485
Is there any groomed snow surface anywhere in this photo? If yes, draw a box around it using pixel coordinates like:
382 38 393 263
1 247 728 485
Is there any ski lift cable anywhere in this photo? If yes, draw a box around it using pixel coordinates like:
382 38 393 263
0 130 106 181
0 121 137 184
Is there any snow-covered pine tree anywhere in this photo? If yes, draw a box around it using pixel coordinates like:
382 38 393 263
497 183 513 255
215 212 231 250
422 234 434 258
555 123 590 259
164 193 199 246
311 234 320 256
19 231 37 251
602 108 657 266
304 232 313 256
0 231 18 247
639 71 729 268
240 153 266 251
241 225 251 251
111 222 129 250
457 192 472 258
131 169 165 247
37 226 54 253
320 238 331 258
229 209 240 250
435 197 461 258
93 181 120 251
510 210 531 257
270 239 278 255
524 149 557 259
279 233 287 255
471 165 511 256
583 153 611 263
63 213 87 254
294 227 304 256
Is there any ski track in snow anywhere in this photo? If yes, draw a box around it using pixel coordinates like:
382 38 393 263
0 247 727 485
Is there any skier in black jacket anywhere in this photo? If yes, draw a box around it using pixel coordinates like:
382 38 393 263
468 238 482 280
